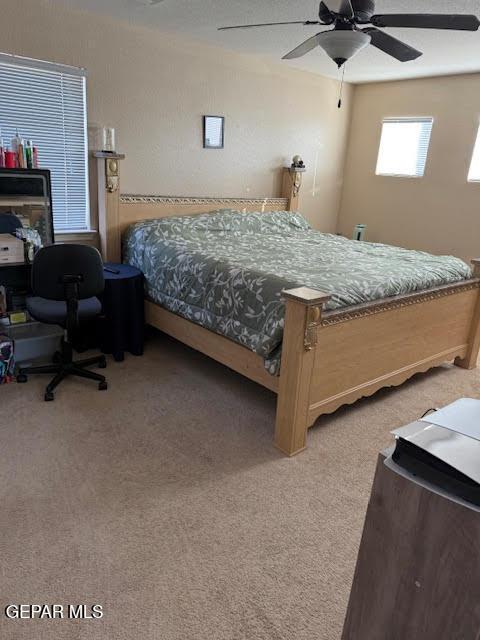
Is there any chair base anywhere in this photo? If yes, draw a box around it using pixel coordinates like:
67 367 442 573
17 343 108 401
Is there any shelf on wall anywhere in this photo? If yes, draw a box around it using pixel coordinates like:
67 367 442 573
0 261 28 268
92 151 125 160
0 197 48 207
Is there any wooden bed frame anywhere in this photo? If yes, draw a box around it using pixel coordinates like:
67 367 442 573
96 155 480 456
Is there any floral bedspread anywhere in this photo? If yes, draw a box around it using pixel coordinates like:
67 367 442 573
123 210 471 375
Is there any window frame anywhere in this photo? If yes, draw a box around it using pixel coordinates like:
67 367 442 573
375 116 434 179
0 52 90 232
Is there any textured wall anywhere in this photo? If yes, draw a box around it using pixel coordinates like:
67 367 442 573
2 0 353 231
338 74 480 261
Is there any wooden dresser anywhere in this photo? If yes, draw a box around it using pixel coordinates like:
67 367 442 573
342 449 480 640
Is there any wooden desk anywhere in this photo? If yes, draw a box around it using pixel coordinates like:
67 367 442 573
342 450 480 640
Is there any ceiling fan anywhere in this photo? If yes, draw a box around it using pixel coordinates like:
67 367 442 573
218 1 480 68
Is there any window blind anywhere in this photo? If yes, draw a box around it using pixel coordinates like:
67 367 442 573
0 54 89 231
376 117 434 178
468 125 480 182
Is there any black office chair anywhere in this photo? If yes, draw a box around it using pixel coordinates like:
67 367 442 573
17 244 108 401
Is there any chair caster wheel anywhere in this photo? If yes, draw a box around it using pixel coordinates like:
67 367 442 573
98 381 108 391
52 351 62 364
98 356 107 369
17 373 28 383
44 391 54 401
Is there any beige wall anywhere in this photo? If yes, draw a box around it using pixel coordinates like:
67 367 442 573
338 74 480 262
2 0 352 232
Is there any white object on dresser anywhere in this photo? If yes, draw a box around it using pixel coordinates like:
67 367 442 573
419 398 480 442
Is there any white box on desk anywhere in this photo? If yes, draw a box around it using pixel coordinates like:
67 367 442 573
0 234 24 264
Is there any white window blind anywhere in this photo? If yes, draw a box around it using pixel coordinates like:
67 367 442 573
376 117 434 178
468 125 480 182
0 54 89 231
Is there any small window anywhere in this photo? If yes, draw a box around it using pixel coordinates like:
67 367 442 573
376 117 434 178
468 125 480 182
0 53 89 231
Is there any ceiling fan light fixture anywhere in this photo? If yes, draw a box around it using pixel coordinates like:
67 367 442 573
318 30 371 67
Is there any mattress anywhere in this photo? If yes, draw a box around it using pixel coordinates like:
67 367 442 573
123 209 472 375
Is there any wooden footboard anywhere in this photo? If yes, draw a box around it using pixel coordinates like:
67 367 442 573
146 268 480 457
275 260 480 456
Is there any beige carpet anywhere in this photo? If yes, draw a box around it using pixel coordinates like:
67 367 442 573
1 331 479 640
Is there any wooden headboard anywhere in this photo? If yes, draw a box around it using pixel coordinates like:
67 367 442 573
95 154 304 263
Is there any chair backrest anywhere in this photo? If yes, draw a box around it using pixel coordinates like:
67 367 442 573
32 244 104 301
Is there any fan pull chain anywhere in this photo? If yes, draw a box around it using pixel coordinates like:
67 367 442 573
338 64 346 109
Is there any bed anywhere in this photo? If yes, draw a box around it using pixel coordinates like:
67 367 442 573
96 159 480 455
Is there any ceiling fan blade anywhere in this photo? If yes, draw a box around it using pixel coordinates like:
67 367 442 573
282 33 325 59
363 27 423 62
218 20 318 31
323 0 354 18
319 2 335 24
371 14 480 31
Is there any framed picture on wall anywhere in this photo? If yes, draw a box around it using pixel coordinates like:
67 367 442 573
203 116 224 149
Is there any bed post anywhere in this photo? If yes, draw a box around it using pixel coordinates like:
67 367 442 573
94 151 125 263
282 163 306 211
275 287 331 456
455 258 480 370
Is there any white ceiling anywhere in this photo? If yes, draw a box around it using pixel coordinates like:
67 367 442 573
56 0 480 83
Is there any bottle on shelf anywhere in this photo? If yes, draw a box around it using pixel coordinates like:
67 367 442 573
33 145 39 169
25 140 34 169
17 140 26 169
11 128 27 168
0 128 4 168
11 129 21 168
4 146 16 168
